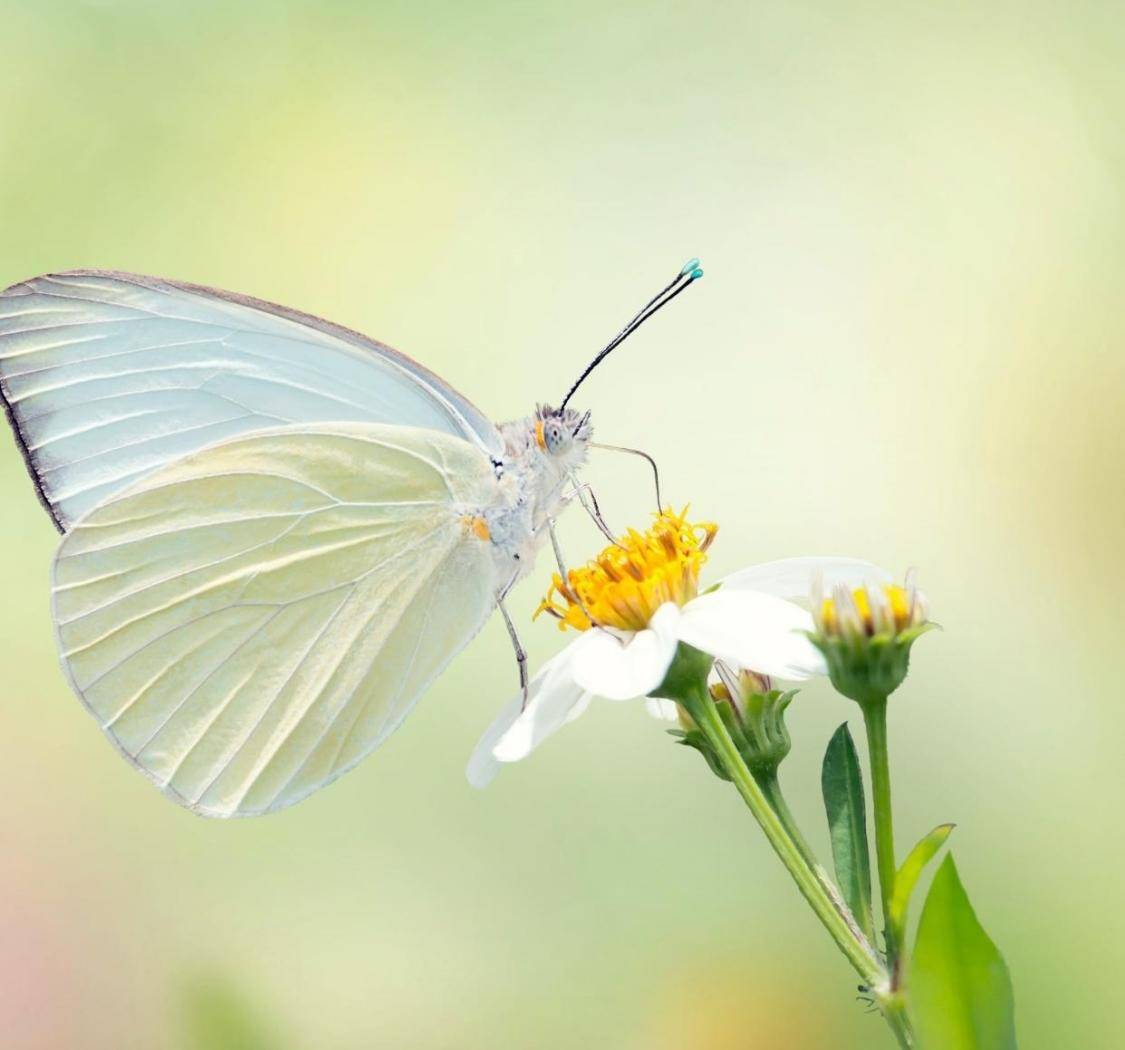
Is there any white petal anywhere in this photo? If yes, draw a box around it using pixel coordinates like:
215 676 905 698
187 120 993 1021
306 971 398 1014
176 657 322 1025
563 691 594 725
570 602 681 700
466 696 521 789
677 590 827 681
493 660 591 762
719 557 891 602
645 698 681 722
465 649 589 788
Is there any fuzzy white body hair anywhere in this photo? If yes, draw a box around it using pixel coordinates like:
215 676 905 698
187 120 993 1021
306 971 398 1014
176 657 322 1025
479 413 592 588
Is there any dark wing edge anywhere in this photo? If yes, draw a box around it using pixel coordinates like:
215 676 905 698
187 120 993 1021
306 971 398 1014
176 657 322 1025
0 284 66 530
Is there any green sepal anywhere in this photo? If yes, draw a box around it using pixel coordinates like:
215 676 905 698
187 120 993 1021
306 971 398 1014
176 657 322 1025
654 644 726 780
676 687 797 781
820 723 875 940
654 645 799 784
737 688 795 777
809 628 926 706
900 621 940 646
888 822 955 947
909 854 1018 1050
667 728 731 782
716 694 749 752
653 642 713 710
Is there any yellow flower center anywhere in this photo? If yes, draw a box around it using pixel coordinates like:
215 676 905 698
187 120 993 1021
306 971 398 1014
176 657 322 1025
535 508 717 632
820 584 915 636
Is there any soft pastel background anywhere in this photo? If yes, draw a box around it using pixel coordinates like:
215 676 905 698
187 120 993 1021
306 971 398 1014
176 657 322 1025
1 2 1121 1047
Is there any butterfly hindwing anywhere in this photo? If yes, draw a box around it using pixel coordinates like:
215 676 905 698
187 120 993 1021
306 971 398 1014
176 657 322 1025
52 423 499 816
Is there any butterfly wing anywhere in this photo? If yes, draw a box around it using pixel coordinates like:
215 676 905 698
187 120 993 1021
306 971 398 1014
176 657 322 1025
0 270 502 530
52 422 499 817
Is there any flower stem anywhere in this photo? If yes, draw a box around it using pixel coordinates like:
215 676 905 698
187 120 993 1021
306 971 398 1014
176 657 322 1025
882 995 914 1048
755 770 819 872
862 696 899 970
677 670 883 985
660 646 915 1046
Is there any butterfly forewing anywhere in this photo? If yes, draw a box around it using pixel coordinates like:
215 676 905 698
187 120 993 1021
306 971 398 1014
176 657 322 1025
0 270 502 530
52 423 498 816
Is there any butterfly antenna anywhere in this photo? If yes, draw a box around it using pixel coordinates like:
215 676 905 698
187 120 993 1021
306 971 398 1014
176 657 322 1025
590 442 664 513
559 258 704 410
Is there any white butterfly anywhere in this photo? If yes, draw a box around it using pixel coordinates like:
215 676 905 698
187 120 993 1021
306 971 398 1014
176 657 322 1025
0 263 701 816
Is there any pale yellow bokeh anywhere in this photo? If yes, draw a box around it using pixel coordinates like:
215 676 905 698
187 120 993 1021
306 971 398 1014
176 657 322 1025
635 956 839 1050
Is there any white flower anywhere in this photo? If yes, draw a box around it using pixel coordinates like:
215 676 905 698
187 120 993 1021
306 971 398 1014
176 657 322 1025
467 527 891 787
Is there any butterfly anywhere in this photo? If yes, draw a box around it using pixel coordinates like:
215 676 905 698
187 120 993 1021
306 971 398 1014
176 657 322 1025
0 261 701 816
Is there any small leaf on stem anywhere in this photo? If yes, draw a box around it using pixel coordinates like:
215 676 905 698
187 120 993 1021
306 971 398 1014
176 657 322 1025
820 723 875 940
888 822 955 947
909 854 1018 1050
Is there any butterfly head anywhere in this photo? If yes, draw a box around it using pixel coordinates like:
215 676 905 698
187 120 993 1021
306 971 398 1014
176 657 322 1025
534 404 591 467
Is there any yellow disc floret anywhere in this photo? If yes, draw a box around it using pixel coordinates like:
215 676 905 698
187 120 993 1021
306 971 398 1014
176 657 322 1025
535 508 717 632
819 584 919 637
811 571 932 704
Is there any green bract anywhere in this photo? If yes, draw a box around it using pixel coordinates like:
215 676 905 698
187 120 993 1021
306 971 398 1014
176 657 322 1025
667 666 796 783
810 624 933 706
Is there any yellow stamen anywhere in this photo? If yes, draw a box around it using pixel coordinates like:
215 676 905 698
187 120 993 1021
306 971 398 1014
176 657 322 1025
535 507 717 632
820 585 915 636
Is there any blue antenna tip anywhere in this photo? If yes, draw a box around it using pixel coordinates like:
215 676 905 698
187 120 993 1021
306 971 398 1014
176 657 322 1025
690 267 704 280
680 257 701 276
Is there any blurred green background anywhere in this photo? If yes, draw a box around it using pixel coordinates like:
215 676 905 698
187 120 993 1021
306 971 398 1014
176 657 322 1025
1 1 1121 1047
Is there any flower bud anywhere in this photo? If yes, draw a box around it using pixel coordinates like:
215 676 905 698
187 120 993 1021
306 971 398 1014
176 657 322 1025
810 569 933 705
712 663 795 778
666 661 797 783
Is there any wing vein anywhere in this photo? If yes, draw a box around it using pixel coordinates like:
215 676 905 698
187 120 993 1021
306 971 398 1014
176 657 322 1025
103 606 281 730
55 467 338 511
38 414 263 472
57 509 320 618
215 586 359 811
1 336 221 375
324 548 445 777
267 537 457 809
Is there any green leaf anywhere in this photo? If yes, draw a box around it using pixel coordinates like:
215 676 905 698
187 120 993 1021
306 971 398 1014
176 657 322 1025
888 822 955 945
910 854 1018 1050
820 722 874 939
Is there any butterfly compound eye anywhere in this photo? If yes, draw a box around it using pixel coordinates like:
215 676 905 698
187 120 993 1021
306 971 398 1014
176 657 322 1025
534 404 588 456
543 419 571 455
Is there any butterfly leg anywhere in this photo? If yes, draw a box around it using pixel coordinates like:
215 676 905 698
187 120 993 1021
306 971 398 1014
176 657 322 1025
547 516 570 579
565 473 623 547
496 595 529 708
546 517 598 627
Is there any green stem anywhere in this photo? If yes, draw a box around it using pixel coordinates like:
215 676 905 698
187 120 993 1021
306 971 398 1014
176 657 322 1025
684 683 883 985
882 996 914 1049
753 771 879 980
862 696 899 968
755 770 819 873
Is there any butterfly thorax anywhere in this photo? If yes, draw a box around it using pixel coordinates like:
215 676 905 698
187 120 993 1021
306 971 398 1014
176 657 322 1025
481 405 592 584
